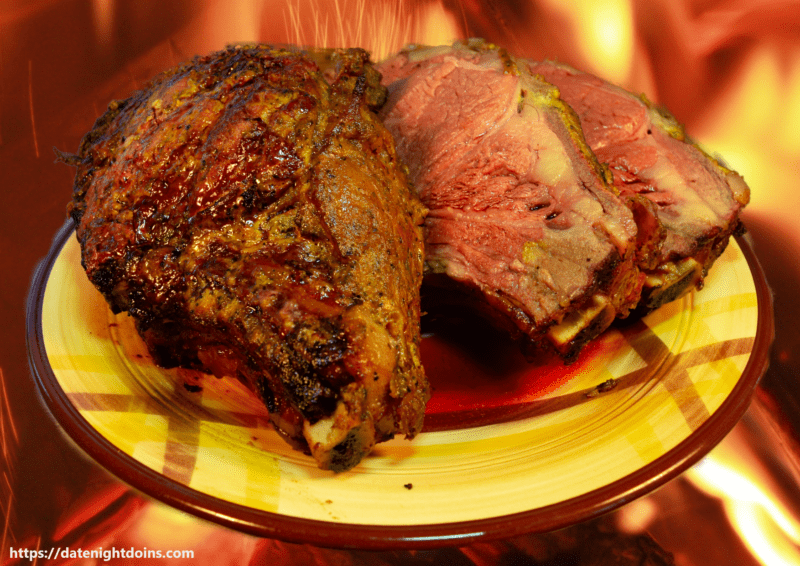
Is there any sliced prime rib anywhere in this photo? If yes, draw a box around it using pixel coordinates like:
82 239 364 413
528 61 750 311
66 45 429 471
378 40 643 361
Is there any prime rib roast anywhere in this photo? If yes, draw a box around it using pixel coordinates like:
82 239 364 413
377 40 646 361
528 60 750 311
66 45 429 472
64 39 749 470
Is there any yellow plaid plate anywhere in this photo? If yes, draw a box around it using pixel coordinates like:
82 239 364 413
28 222 771 547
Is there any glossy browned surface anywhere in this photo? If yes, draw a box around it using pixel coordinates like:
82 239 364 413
2 0 799 564
66 43 427 471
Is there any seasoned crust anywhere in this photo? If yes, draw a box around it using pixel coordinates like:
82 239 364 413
67 44 428 471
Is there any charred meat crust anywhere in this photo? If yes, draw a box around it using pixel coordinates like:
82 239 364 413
67 44 428 471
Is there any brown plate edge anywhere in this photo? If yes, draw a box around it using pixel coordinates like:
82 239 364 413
26 220 775 550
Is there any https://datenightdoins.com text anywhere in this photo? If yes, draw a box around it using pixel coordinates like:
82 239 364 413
8 546 195 562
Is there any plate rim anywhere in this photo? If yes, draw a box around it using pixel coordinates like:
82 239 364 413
26 219 774 549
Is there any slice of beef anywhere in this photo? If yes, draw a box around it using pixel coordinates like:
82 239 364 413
66 45 429 471
378 40 642 361
529 61 750 311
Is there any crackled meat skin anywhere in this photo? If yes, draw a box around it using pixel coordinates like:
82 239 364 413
66 45 428 471
378 40 643 361
529 61 750 310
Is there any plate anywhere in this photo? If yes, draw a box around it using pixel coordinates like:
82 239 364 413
27 220 772 548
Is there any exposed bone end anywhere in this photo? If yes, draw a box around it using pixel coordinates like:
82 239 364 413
546 294 616 362
640 257 704 314
303 400 377 472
